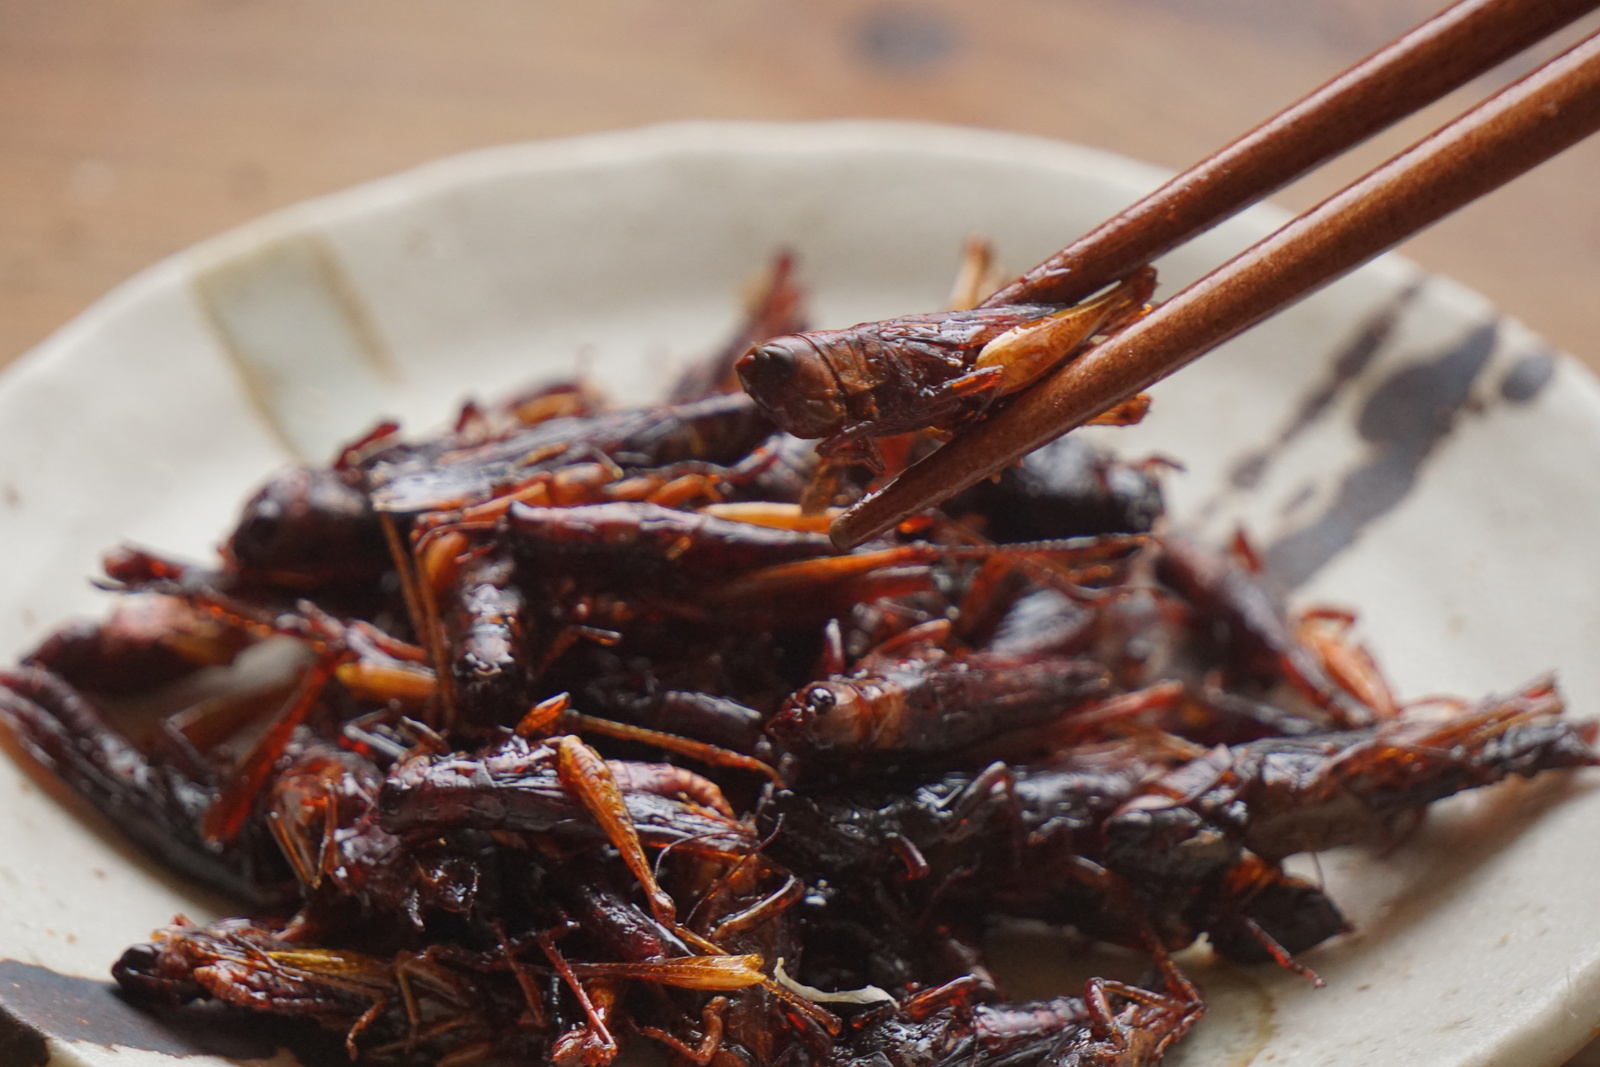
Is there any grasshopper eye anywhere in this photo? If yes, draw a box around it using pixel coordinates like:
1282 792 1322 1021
752 342 797 378
738 342 803 397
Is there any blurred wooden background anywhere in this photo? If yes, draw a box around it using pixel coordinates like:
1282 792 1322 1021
2 0 1598 376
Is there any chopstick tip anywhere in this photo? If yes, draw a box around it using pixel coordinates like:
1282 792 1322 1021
829 508 872 552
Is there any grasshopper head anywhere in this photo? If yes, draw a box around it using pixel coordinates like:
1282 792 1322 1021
737 335 848 439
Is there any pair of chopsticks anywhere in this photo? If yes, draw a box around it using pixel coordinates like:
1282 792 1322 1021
832 0 1600 550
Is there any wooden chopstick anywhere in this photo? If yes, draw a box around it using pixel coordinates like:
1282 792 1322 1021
832 28 1600 550
985 0 1600 310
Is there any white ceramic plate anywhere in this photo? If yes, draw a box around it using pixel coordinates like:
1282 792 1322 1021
3 121 1600 1067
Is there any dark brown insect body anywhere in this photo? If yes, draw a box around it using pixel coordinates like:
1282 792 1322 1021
768 648 1112 760
378 734 759 857
505 500 838 592
112 918 553 1063
736 269 1154 447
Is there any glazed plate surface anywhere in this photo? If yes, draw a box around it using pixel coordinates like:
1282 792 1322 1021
3 121 1600 1067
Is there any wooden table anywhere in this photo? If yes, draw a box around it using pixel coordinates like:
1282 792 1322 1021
3 0 1598 377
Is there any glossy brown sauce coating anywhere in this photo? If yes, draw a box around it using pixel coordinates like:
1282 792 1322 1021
1 255 1592 1066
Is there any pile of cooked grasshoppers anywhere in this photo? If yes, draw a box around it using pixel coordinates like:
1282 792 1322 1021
1 249 1594 1067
